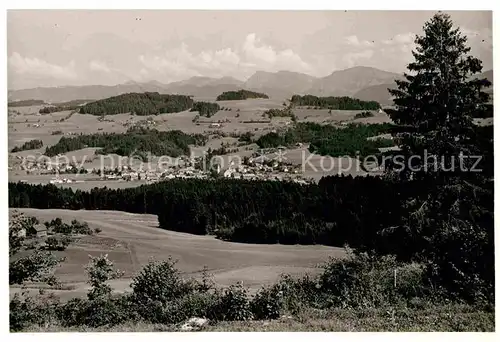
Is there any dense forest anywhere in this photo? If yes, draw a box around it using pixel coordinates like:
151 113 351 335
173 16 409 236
44 127 207 160
6 176 420 251
190 101 220 117
216 90 269 101
290 95 381 110
8 99 45 107
9 173 491 260
10 139 44 153
39 106 79 114
79 92 194 115
256 122 394 157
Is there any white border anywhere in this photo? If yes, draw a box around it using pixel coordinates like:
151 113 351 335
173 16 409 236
1 1 498 340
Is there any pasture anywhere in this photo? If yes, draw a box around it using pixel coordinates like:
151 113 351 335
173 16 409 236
10 208 344 300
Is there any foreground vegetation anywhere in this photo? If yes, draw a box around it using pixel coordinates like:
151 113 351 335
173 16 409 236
44 127 207 160
290 95 381 110
216 89 269 101
8 212 495 332
9 228 494 332
79 92 194 115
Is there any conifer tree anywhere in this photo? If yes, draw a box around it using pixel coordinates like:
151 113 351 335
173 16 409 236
385 12 491 181
382 12 493 301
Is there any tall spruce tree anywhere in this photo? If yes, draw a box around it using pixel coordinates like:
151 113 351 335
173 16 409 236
380 12 494 302
385 12 491 181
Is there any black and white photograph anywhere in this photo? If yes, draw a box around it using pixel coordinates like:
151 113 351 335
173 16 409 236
5 6 496 333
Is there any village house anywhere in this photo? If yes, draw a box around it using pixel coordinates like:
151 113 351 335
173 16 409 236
27 224 48 237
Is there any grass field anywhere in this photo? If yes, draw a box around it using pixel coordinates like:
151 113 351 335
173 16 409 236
9 208 344 300
8 99 393 186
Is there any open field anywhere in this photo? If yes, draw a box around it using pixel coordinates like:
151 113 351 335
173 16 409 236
9 208 345 300
8 99 393 186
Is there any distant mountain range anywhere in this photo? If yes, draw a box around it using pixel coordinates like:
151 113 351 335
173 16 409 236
7 67 493 105
353 69 493 106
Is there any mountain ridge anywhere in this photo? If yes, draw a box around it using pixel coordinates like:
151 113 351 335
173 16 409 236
16 66 488 103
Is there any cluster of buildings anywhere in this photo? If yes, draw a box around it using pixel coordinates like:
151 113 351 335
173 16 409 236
94 154 312 185
49 177 78 184
17 158 87 175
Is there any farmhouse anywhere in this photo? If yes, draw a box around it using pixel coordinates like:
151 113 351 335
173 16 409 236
27 224 48 237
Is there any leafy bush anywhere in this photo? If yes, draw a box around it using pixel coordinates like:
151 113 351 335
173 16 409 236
56 295 136 328
44 236 71 251
215 283 253 321
10 292 60 332
9 250 62 285
264 107 294 119
70 219 93 235
131 258 195 305
250 284 284 319
354 111 375 119
214 226 235 241
318 250 428 308
238 132 254 143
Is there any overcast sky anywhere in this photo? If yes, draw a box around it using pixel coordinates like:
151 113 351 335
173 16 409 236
8 10 493 89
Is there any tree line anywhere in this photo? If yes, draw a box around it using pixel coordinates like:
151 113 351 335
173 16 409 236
290 95 381 110
11 139 44 153
256 122 394 157
8 176 419 251
39 106 79 114
8 99 45 107
79 92 194 115
190 101 220 117
216 90 269 101
8 172 491 261
44 127 207 160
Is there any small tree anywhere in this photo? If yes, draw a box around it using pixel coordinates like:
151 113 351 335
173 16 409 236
131 258 192 304
9 211 63 285
85 254 123 300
